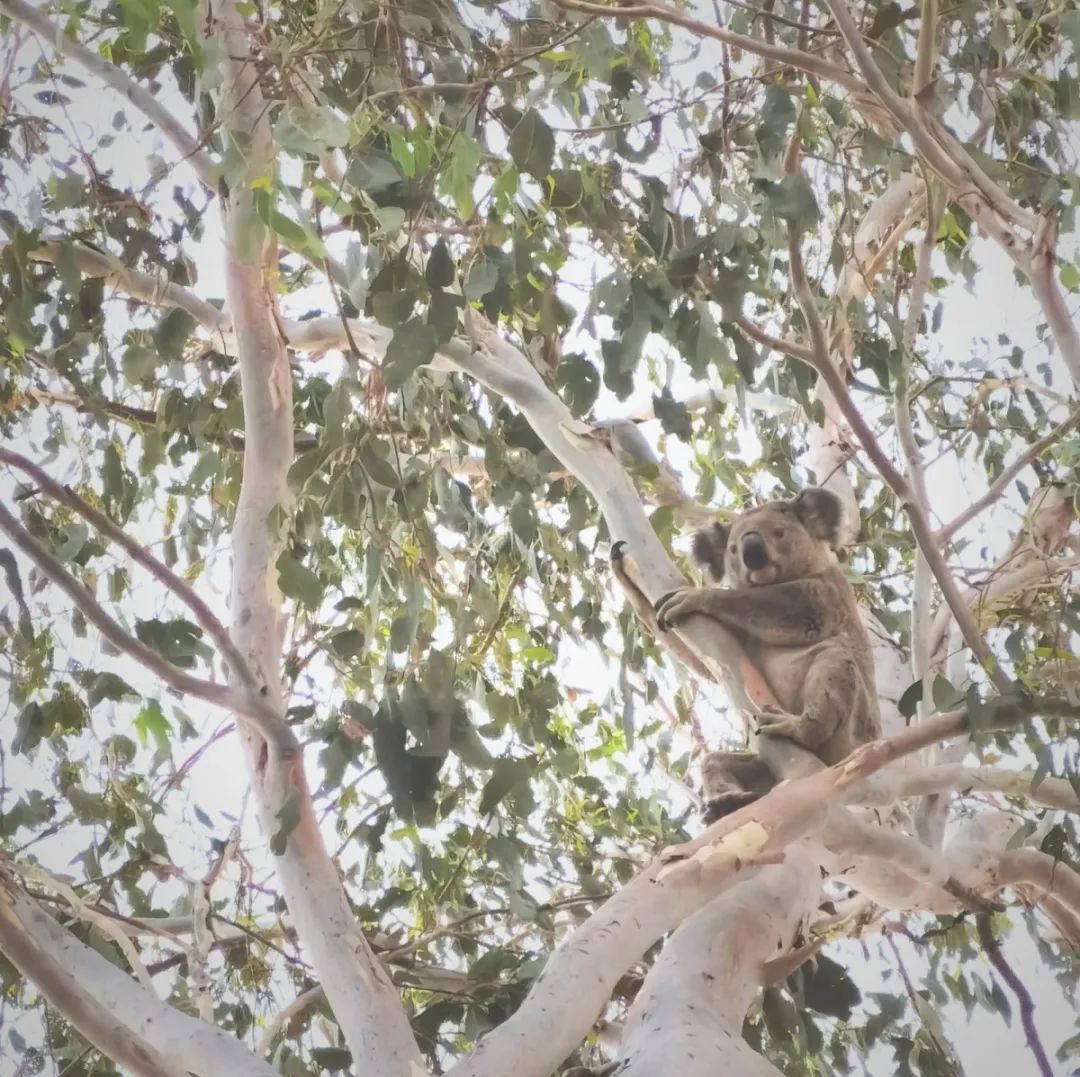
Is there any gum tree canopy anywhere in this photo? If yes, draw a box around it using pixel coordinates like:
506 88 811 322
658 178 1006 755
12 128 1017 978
1 0 1079 1074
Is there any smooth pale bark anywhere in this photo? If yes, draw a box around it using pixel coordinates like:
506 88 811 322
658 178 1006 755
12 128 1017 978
448 770 838 1077
0 867 276 1077
615 850 820 1077
200 1 421 1070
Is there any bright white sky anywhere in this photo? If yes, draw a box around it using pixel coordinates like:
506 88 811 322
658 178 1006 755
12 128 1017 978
1 7 1078 1074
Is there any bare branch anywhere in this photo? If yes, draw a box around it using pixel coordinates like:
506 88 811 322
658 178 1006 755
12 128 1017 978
0 499 271 722
22 239 228 337
737 316 816 362
200 1 421 1069
854 763 1080 813
913 0 938 95
0 859 277 1077
785 232 1014 696
1029 211 1080 386
0 0 215 188
935 411 1080 544
550 0 868 91
977 912 1056 1077
818 0 1036 234
0 447 260 691
258 985 323 1059
997 848 1080 948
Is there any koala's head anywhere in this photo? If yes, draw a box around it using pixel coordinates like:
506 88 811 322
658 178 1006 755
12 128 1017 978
691 487 844 588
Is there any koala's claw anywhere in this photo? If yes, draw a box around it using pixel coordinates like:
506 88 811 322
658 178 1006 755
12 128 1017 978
611 540 627 562
755 711 801 740
653 590 683 630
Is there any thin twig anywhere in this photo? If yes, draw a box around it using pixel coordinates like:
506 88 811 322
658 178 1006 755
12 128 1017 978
0 500 286 735
975 914 1054 1077
935 409 1080 544
0 447 259 690
784 232 1014 696
0 0 215 189
549 0 867 91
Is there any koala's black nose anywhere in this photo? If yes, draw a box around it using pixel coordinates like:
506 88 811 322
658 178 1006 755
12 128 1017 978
741 531 769 571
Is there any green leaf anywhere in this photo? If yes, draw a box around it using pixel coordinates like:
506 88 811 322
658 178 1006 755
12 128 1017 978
509 109 555 178
652 389 693 439
509 493 536 545
153 307 196 361
801 954 861 1019
479 758 535 815
134 699 171 754
382 318 437 390
426 239 455 288
556 354 600 417
898 679 923 719
277 551 325 608
270 790 301 855
346 150 404 193
464 257 500 301
359 437 402 488
310 1048 352 1072
1061 10 1080 56
441 135 482 218
54 521 89 563
329 628 365 659
13 703 46 756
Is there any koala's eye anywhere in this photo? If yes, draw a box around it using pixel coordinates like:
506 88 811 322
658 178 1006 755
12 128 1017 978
728 544 737 555
773 527 786 539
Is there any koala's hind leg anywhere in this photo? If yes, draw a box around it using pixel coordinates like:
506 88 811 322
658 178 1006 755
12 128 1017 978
755 653 860 760
701 751 776 821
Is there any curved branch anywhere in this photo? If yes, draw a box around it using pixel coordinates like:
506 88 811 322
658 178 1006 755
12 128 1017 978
0 860 277 1077
0 447 259 691
855 763 1080 813
996 849 1080 948
0 499 275 724
22 240 228 337
785 232 1014 695
550 0 867 91
200 2 421 1070
935 410 1080 544
976 913 1054 1077
0 0 215 188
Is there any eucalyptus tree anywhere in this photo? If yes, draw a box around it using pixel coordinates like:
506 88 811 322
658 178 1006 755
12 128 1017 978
0 0 1078 1074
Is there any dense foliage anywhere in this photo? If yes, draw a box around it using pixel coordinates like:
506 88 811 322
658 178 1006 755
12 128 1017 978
0 0 1078 1073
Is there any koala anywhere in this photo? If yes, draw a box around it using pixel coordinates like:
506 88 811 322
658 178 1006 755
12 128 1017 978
647 487 880 819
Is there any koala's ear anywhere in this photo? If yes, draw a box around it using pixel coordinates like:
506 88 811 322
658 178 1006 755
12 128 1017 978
692 521 730 579
791 487 844 544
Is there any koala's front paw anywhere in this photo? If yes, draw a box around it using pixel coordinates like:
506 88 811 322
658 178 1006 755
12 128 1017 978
755 710 801 740
654 587 704 630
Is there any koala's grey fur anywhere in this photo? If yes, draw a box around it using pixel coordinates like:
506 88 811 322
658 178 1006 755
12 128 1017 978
620 487 880 820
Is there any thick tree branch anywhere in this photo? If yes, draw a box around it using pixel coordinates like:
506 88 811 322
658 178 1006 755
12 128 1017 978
996 849 1080 948
854 763 1080 813
0 447 259 691
1028 211 1080 387
22 239 229 338
816 0 1080 387
0 0 215 188
0 859 277 1077
614 852 819 1076
200 1 421 1070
